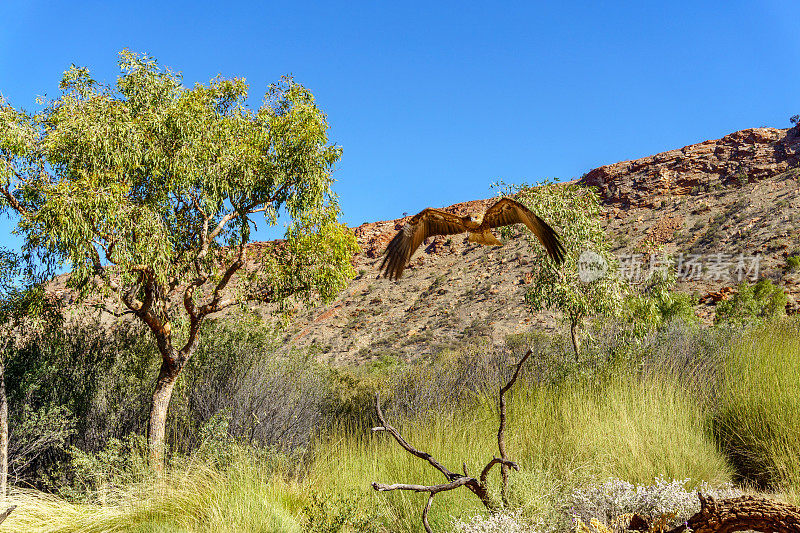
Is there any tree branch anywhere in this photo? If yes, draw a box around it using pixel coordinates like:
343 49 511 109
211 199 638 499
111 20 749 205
479 457 519 489
372 477 472 494
0 185 26 216
497 348 532 505
373 394 459 481
205 182 290 245
93 303 135 318
0 161 30 216
422 494 434 533
197 244 246 317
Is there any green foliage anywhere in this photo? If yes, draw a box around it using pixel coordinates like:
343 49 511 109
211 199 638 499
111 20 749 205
2 313 343 485
1 50 359 461
15 321 800 530
714 279 787 326
8 403 75 486
309 364 731 531
501 181 624 323
787 254 800 272
0 246 60 327
622 268 698 335
0 48 357 335
66 434 150 501
3 319 156 487
496 181 625 358
3 452 309 533
302 492 380 533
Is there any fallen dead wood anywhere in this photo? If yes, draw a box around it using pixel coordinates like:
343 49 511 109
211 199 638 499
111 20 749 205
627 492 800 532
370 348 532 532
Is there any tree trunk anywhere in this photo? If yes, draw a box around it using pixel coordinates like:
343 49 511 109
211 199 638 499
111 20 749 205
570 318 580 361
0 359 7 501
498 385 510 507
148 357 181 471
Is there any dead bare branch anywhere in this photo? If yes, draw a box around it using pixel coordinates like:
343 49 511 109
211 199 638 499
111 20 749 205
498 348 532 505
370 348 533 531
479 457 519 489
0 505 16 525
423 493 434 533
374 394 459 481
372 477 472 494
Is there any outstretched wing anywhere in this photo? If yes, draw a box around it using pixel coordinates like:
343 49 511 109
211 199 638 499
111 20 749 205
482 198 566 264
380 208 467 280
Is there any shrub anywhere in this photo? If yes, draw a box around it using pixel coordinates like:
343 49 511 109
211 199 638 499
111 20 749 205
301 492 381 533
4 318 156 488
65 434 150 502
787 255 800 273
452 509 538 533
622 269 698 336
714 279 786 326
176 316 335 454
566 477 741 531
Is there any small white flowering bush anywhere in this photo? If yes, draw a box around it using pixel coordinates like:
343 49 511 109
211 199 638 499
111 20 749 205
451 478 742 533
451 510 540 533
566 477 742 530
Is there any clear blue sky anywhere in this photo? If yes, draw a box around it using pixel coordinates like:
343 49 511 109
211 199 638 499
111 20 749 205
1 0 799 250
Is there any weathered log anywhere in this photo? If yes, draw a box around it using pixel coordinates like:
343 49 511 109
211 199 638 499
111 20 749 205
662 493 800 533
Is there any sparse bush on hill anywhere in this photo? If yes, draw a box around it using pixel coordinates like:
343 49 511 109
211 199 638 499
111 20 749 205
498 181 626 361
621 269 698 336
713 279 787 326
787 254 800 272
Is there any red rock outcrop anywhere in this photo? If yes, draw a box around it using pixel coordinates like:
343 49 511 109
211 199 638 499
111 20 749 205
580 126 800 207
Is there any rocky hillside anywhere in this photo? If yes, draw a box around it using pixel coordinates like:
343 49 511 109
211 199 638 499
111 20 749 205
46 125 800 365
283 126 800 364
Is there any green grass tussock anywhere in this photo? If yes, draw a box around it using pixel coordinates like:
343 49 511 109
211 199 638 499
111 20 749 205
714 320 800 495
308 365 730 530
10 320 800 532
3 459 306 533
507 369 731 486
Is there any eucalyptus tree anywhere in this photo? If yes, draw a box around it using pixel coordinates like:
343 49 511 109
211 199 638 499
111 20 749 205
0 51 359 466
498 181 624 360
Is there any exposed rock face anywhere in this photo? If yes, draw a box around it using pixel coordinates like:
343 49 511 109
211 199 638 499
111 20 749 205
580 126 800 207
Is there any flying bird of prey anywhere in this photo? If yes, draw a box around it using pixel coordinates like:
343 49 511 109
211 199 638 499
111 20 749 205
379 198 566 280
